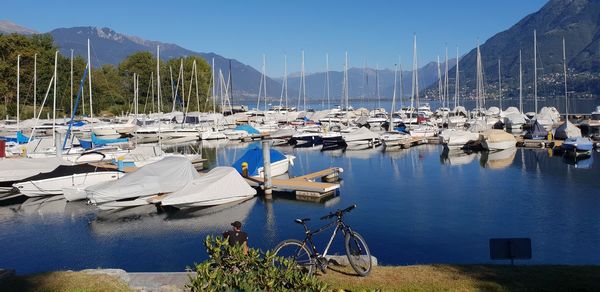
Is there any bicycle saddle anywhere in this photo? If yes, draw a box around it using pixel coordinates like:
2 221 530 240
294 218 311 224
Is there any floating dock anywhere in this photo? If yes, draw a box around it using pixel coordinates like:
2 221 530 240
244 167 342 201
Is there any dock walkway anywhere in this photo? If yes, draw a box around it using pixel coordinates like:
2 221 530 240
245 167 342 200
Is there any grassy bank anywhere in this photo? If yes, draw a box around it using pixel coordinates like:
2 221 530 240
320 265 600 291
0 271 131 292
1 265 600 291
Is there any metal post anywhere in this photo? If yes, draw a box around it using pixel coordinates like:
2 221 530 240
262 141 272 198
55 132 62 159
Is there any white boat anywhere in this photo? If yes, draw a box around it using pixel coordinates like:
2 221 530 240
480 129 516 150
409 124 438 137
381 131 411 148
232 146 295 178
201 129 227 140
0 157 70 192
157 167 256 209
439 129 480 149
342 127 381 150
13 164 123 197
86 156 199 206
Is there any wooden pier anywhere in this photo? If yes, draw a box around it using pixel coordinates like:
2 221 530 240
399 137 430 149
244 167 342 201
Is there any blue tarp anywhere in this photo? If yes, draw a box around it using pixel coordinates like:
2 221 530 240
525 120 547 140
232 145 287 177
233 124 260 135
80 133 129 150
0 131 29 144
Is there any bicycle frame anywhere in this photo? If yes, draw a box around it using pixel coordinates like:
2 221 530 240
301 216 352 259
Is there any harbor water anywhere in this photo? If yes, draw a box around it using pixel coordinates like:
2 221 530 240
0 142 599 274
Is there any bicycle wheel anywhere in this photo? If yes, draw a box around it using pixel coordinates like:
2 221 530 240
272 239 315 275
344 231 372 276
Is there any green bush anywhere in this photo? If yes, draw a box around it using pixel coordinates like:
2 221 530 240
187 235 328 292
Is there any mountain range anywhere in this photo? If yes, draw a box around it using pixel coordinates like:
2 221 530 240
451 0 600 95
0 20 443 102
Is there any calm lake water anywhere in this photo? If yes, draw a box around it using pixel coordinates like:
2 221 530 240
1 142 599 275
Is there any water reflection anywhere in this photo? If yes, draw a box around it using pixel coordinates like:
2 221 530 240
90 198 257 236
440 148 479 166
480 148 518 169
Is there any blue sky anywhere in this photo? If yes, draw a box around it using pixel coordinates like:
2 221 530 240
2 0 548 76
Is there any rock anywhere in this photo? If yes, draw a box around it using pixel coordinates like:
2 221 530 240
324 255 378 267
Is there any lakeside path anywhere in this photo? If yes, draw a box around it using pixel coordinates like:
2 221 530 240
2 265 600 291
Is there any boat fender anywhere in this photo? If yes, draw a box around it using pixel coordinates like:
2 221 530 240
242 162 248 177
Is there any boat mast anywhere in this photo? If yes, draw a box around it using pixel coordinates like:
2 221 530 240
476 42 481 111
390 63 398 127
302 50 306 111
444 47 449 109
534 29 538 114
399 56 404 109
285 55 288 109
87 39 93 129
455 47 459 108
211 58 215 113
53 51 58 142
345 51 349 109
437 56 442 107
519 50 523 113
33 53 37 119
326 53 330 109
498 59 502 109
376 63 380 109
411 34 418 116
563 37 568 120
70 49 73 118
264 55 267 110
16 55 20 132
156 45 161 113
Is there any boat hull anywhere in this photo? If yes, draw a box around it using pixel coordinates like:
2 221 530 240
14 171 124 197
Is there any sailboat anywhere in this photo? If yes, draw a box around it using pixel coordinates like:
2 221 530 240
409 35 438 137
381 63 411 149
558 37 592 153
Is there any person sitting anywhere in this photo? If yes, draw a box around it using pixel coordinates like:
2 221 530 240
223 221 248 255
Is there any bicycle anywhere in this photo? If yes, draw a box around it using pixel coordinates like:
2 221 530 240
272 204 372 276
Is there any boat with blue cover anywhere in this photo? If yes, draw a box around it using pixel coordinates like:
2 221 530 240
561 137 593 153
232 145 295 178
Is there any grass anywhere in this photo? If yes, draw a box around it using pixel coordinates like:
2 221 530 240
319 265 600 291
2 265 600 291
0 271 131 292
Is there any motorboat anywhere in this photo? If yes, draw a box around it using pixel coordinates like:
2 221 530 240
232 146 295 178
157 167 256 209
480 129 516 150
86 156 199 208
524 119 547 140
0 157 71 192
561 137 593 153
439 129 480 149
12 164 123 197
381 131 411 149
200 128 227 140
409 123 438 138
342 127 381 150
224 124 261 141
554 120 582 140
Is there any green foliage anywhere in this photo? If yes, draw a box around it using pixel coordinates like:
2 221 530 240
187 235 328 292
0 33 213 119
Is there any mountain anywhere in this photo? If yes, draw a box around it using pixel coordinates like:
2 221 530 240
282 59 454 104
451 0 600 96
48 26 284 99
0 20 37 35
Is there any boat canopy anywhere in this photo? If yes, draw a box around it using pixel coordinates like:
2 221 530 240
0 157 71 186
233 124 260 135
342 127 380 142
160 167 256 208
86 156 199 204
232 146 287 177
554 121 582 140
525 119 547 139
482 129 516 143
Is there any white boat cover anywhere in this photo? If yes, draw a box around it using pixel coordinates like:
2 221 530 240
0 157 71 182
270 128 296 139
537 107 561 123
342 127 380 142
468 120 490 133
554 121 582 140
481 129 516 143
160 167 256 208
86 156 199 204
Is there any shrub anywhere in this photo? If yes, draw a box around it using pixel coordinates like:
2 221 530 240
187 235 328 292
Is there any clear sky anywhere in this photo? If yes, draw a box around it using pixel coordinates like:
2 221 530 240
1 0 548 77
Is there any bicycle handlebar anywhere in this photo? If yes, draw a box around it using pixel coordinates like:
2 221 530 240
320 204 356 220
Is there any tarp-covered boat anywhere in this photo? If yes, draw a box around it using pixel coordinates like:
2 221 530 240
158 167 256 209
